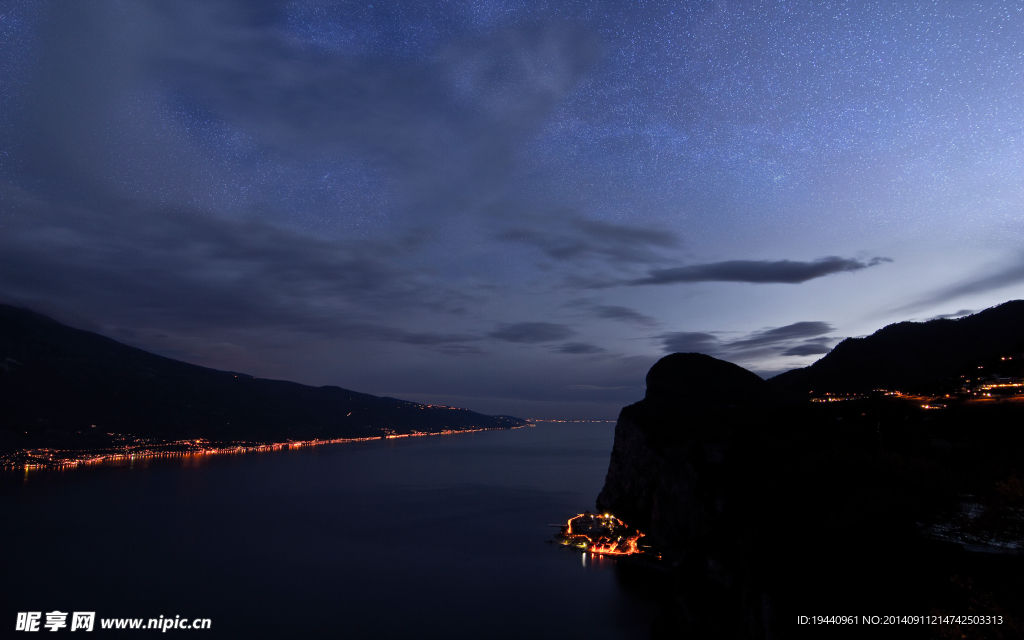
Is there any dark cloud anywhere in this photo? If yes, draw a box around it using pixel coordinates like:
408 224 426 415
430 344 487 356
488 322 574 343
392 332 479 346
496 217 680 264
779 337 835 357
658 322 839 359
572 219 677 248
554 342 606 354
926 309 975 321
726 321 833 350
592 305 657 327
659 332 721 354
630 256 891 286
10 0 599 240
0 186 479 351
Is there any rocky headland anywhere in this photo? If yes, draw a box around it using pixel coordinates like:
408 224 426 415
598 302 1024 639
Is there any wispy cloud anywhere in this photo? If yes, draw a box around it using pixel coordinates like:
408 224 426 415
779 336 835 356
488 322 574 343
562 299 658 326
896 256 1024 315
925 309 975 321
659 332 720 353
591 304 658 327
554 342 606 354
726 321 832 349
658 321 839 359
496 217 679 264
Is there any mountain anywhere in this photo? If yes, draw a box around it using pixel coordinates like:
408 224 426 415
770 300 1024 393
596 304 1024 638
644 352 769 408
0 305 524 456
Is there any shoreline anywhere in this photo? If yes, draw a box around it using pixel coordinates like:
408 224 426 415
2 424 533 472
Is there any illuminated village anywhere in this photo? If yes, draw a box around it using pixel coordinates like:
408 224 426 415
808 359 1024 409
554 512 646 556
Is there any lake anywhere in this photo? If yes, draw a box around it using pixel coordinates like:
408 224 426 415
1 421 660 638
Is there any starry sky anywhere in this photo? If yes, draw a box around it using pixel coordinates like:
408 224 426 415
2 0 1024 418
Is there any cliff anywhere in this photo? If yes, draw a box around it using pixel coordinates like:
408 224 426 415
597 348 1024 638
597 354 778 637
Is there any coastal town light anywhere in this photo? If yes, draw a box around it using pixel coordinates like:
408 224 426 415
555 512 644 556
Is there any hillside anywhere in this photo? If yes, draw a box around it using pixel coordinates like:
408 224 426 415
770 300 1024 393
0 305 524 459
599 347 1024 638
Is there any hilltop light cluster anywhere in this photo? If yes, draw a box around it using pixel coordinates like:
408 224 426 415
555 512 645 556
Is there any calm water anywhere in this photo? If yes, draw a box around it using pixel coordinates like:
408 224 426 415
1 422 659 638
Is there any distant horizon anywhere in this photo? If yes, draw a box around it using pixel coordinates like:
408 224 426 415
6 299 1019 421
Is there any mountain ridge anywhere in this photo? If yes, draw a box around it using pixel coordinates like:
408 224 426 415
0 304 525 460
769 299 1024 393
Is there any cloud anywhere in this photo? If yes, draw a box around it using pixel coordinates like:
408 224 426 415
572 219 678 248
158 11 598 222
430 344 487 356
488 322 574 343
564 299 657 326
391 332 479 346
0 186 483 353
496 217 680 264
925 309 975 321
725 321 833 350
11 0 601 240
566 384 633 390
630 256 891 286
779 337 835 356
658 322 839 359
3 2 600 364
554 342 606 354
896 256 1024 314
591 305 658 326
659 332 721 354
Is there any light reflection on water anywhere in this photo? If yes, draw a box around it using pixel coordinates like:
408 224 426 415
1 421 659 638
923 498 1024 554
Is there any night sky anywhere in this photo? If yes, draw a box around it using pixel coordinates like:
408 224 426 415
2 1 1023 418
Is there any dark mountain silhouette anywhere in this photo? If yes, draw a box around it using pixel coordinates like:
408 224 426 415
770 299 1024 393
597 303 1024 638
645 352 768 407
0 304 524 456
